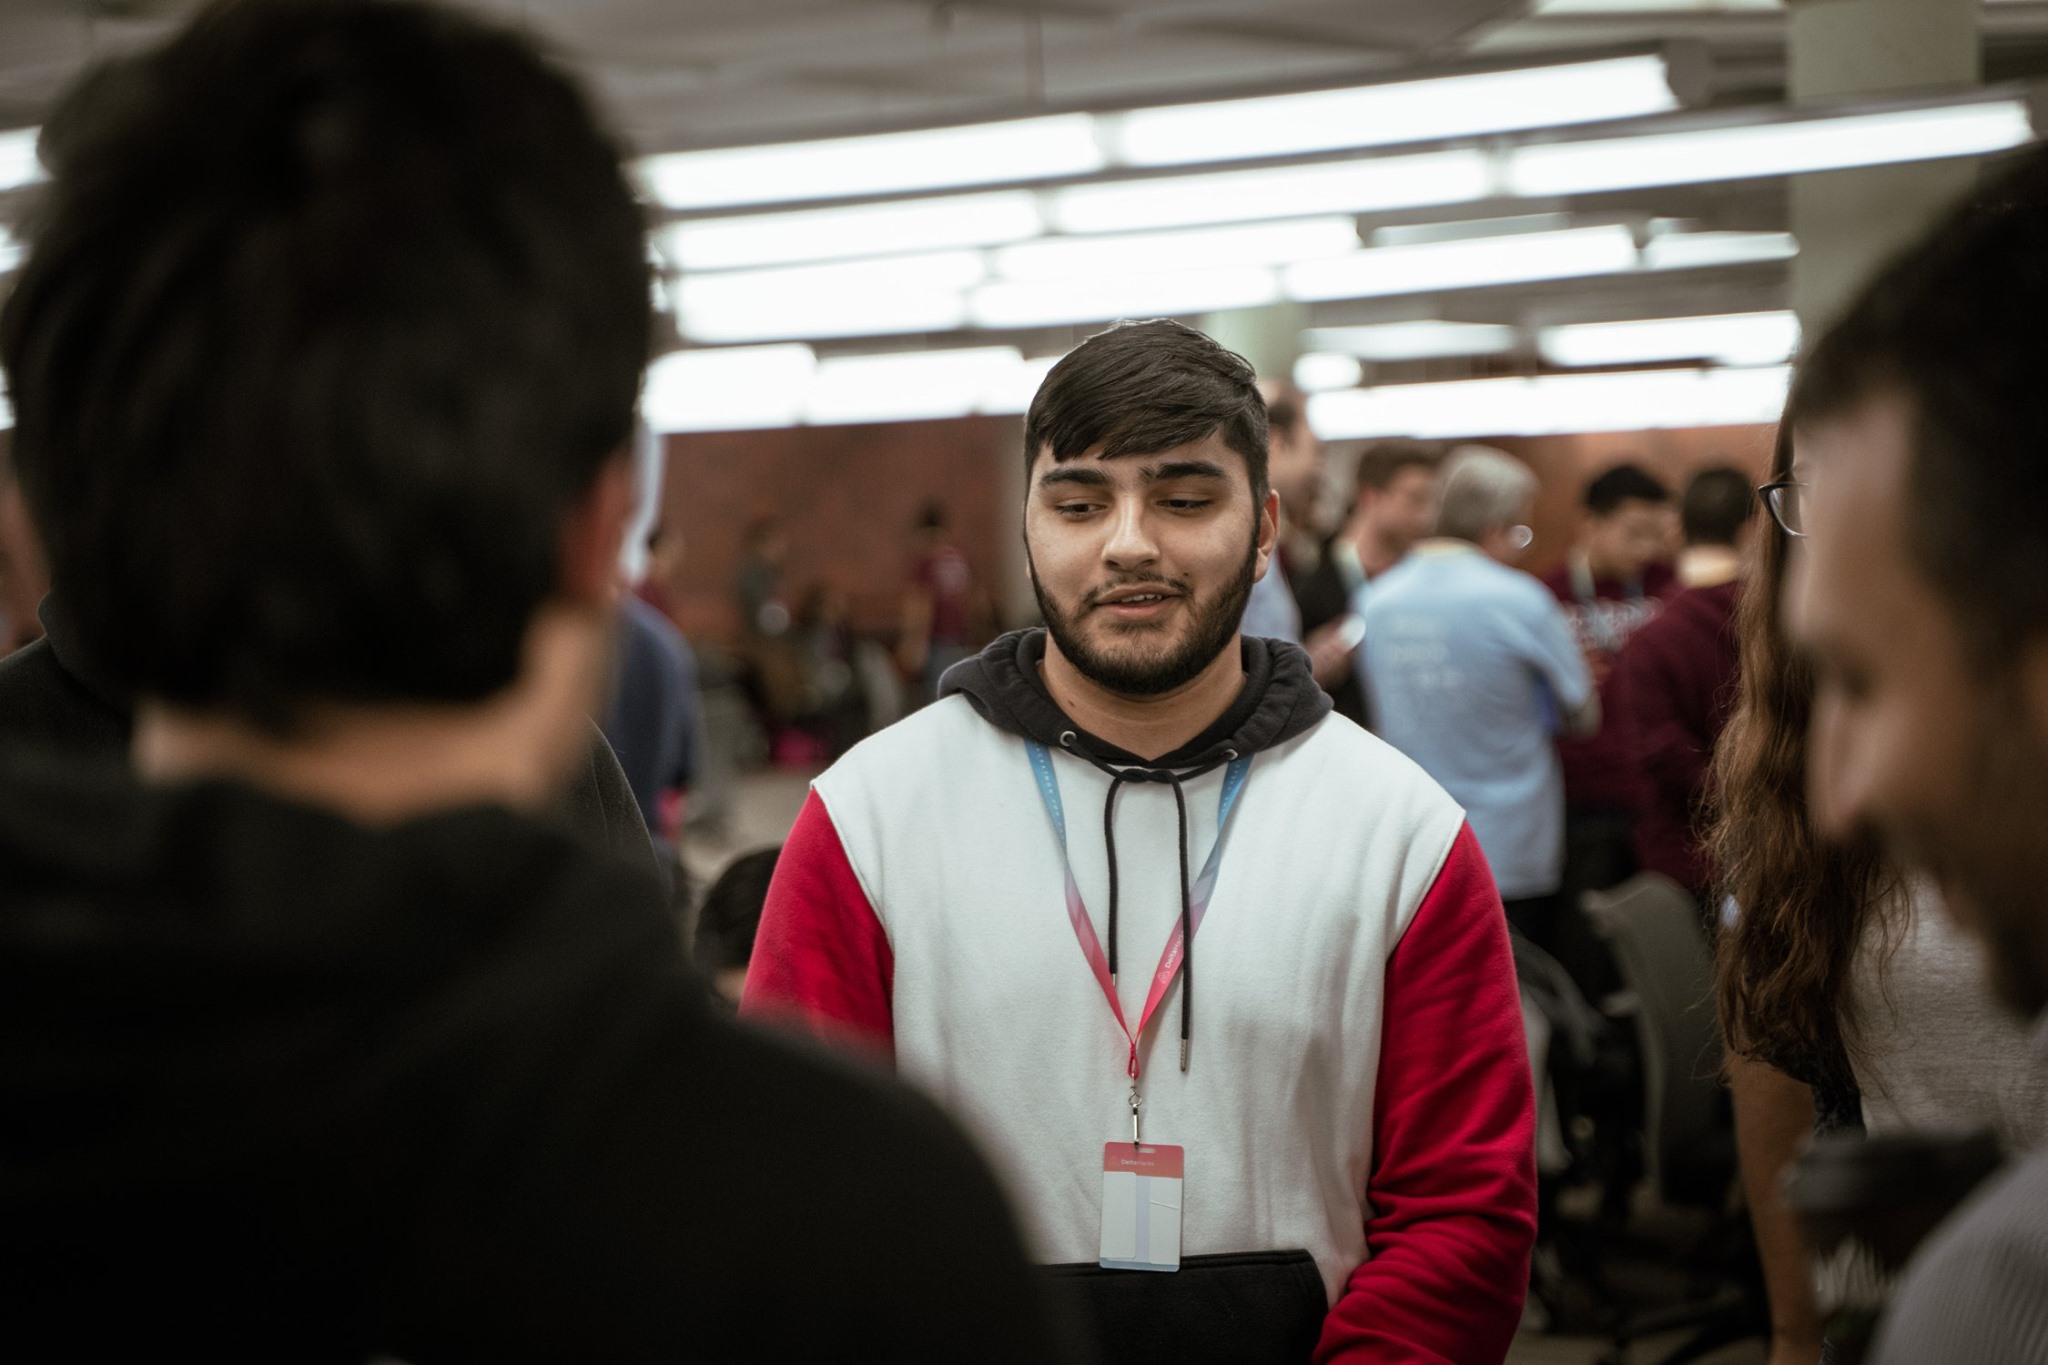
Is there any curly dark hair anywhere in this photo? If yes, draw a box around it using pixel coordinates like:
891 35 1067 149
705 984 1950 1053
1709 423 1900 1092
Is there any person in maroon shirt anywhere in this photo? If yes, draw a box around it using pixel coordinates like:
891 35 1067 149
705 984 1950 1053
900 500 977 702
1539 463 1672 987
1609 467 1758 900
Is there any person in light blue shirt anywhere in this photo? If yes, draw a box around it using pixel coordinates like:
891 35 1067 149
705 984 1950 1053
1361 447 1597 941
1240 547 1301 642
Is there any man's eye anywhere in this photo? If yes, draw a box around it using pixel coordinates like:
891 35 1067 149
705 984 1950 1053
1162 498 1212 511
1054 502 1099 517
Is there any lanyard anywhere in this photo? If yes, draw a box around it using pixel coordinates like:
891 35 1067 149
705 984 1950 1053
1025 740 1253 1093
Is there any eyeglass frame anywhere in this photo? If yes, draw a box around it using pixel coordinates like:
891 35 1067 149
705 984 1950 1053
1758 479 1805 538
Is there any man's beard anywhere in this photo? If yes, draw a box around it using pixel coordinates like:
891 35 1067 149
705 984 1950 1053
1030 536 1257 698
1907 692 2048 1018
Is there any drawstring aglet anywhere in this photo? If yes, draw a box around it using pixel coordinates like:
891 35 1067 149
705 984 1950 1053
1180 1039 1189 1071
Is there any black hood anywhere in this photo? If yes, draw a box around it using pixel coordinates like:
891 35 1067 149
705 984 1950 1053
940 628 1331 770
37 592 128 717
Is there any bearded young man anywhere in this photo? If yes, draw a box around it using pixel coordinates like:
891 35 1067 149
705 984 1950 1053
1779 146 2048 1365
744 320 1536 1365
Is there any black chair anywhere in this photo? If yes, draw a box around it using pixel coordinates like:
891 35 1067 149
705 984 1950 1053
1581 873 1767 1365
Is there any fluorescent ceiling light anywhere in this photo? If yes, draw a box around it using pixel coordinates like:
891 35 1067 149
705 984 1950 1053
1294 353 1365 392
1640 229 1797 270
1507 101 2033 197
1540 310 1800 368
662 192 1043 272
1534 0 1779 11
679 291 968 345
1112 55 1681 167
1284 224 1800 303
675 250 984 341
1304 321 1520 361
806 346 1025 424
643 344 815 433
1309 364 1791 439
1050 151 1491 234
1285 225 1639 301
648 344 1065 431
0 127 40 194
993 217 1359 280
969 265 1281 329
641 114 1103 211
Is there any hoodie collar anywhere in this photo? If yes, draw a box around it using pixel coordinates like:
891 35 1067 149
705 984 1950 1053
940 628 1331 770
38 592 130 717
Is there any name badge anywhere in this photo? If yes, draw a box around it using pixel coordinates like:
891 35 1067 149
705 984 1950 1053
1099 1142 1184 1272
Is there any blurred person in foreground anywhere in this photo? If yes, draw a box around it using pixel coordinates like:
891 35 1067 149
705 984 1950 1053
1542 464 1673 896
1713 423 2048 1365
746 319 1536 1365
1362 447 1598 950
1608 466 1757 901
1766 145 2048 1365
0 4 1078 1361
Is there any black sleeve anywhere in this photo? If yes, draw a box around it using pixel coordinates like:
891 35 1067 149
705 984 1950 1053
555 718 660 877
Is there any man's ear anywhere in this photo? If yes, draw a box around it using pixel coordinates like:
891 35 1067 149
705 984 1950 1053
558 452 638 607
1254 489 1280 580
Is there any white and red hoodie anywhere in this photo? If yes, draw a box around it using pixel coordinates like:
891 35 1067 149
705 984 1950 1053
745 631 1536 1364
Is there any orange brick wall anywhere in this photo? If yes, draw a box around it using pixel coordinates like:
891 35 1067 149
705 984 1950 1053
657 417 1023 641
655 418 1782 643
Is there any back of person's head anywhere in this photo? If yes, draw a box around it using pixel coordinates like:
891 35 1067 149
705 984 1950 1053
1680 466 1757 547
1583 463 1670 518
1352 439 1445 501
1023 319 1268 500
0 0 649 731
1435 446 1536 543
695 846 781 1003
1789 146 2048 666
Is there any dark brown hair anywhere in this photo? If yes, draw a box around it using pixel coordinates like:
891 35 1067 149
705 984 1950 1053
1351 439 1445 504
1709 422 1899 1089
1023 319 1268 499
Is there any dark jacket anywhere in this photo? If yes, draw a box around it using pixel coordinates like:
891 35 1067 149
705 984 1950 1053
0 750 1083 1362
0 594 654 874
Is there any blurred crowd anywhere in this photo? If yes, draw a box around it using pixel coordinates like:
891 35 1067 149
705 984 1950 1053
8 4 2048 1365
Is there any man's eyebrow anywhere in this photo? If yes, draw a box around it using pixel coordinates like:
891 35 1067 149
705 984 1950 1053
1037 465 1112 490
1143 460 1231 482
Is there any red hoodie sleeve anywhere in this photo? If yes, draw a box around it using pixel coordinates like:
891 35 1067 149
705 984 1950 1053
1315 823 1537 1365
739 790 895 1058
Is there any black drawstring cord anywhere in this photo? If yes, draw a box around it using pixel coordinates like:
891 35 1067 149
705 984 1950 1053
1102 771 1132 982
1170 777 1192 1071
1059 730 1228 1074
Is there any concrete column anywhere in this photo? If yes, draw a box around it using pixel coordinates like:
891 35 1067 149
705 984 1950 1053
1199 301 1309 383
1787 0 1980 329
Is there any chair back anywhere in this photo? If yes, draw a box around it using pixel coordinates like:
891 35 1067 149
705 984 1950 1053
1583 873 1726 1204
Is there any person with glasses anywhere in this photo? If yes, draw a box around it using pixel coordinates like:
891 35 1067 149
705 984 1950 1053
1361 446 1598 946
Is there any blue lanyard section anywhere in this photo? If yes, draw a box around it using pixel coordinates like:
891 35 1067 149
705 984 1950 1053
1025 741 1254 922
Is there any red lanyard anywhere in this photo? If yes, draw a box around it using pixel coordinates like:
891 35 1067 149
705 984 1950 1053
1026 741 1253 1087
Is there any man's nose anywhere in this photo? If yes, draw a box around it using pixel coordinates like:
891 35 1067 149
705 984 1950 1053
1805 695 1864 842
1102 497 1160 569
